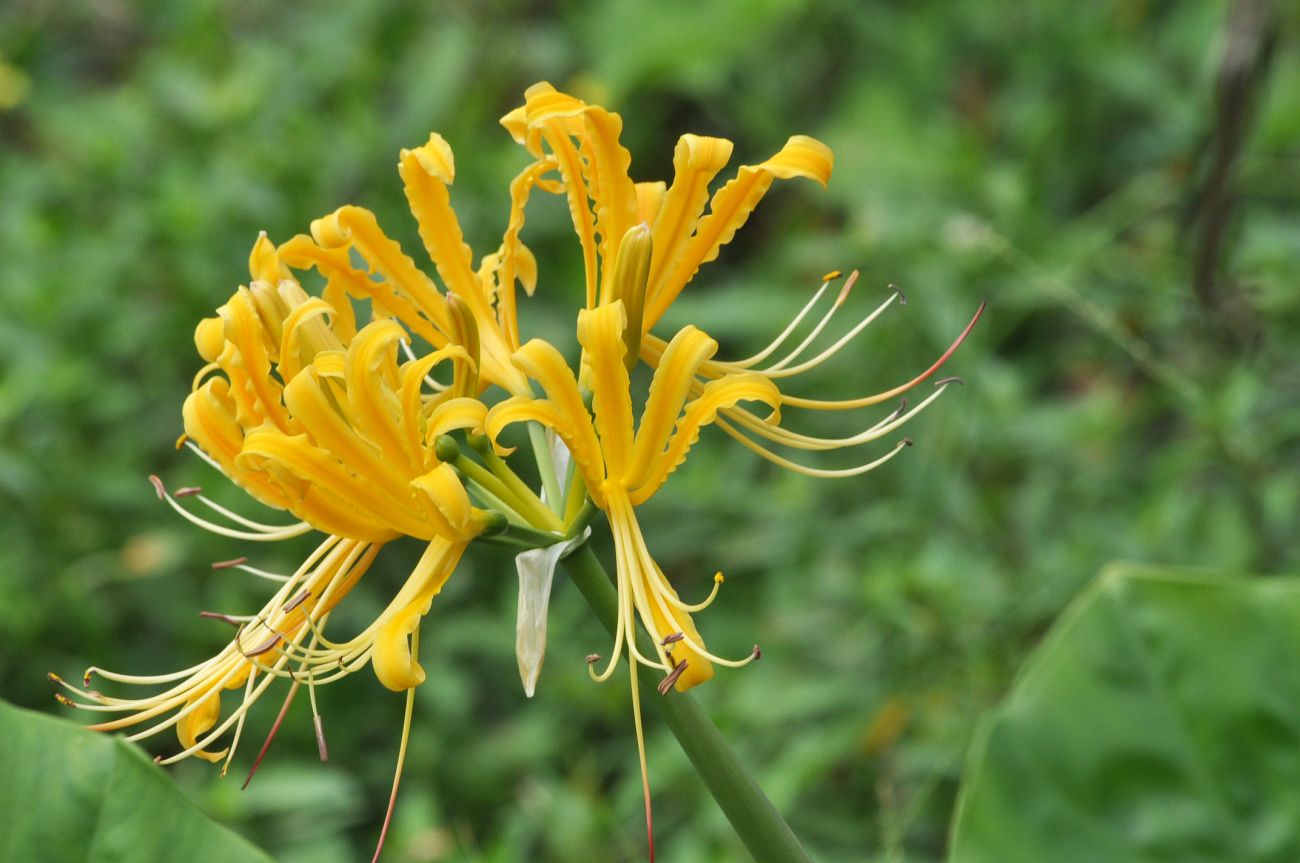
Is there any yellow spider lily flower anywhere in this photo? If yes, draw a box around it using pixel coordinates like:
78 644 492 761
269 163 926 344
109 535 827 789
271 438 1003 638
503 82 983 479
58 234 494 772
488 301 777 690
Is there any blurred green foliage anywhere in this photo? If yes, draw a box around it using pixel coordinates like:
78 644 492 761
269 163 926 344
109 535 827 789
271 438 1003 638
1 1 1297 861
951 565 1300 862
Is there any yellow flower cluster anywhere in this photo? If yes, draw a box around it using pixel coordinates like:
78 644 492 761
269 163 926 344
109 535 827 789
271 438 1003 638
56 82 980 856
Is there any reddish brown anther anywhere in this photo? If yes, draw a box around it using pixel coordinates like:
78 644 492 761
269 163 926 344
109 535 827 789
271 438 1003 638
660 632 685 646
283 589 312 613
173 486 202 498
148 475 167 500
241 632 282 658
314 715 329 762
751 645 763 661
211 557 249 570
199 610 243 627
835 269 860 307
585 653 601 664
934 376 965 387
657 659 689 695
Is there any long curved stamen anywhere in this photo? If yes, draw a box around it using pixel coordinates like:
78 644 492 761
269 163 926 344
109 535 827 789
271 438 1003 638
190 493 297 533
726 273 838 369
780 301 986 410
757 287 900 378
763 271 859 372
716 422 916 478
152 477 312 541
724 378 956 452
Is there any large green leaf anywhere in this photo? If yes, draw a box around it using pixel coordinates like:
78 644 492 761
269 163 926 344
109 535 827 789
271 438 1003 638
0 699 274 863
950 564 1300 862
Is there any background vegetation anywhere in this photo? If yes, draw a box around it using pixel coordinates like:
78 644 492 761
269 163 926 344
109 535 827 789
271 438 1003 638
2 1 1297 860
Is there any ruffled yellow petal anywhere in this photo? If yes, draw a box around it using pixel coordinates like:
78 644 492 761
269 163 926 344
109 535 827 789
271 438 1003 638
491 158 554 348
522 83 599 307
646 135 833 329
425 395 488 443
576 303 635 479
277 234 444 349
248 232 291 285
579 106 637 288
409 463 475 539
310 206 453 335
223 289 293 433
630 372 781 504
486 395 608 508
344 319 414 474
372 538 464 691
646 134 734 315
624 325 718 489
507 338 604 476
278 297 339 384
237 428 409 541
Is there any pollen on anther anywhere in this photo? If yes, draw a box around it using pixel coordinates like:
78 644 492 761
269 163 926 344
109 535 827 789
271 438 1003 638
713 572 725 584
821 270 842 282
53 693 76 707
174 433 189 450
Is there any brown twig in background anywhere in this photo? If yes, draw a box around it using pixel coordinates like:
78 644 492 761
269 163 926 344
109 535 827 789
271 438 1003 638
1187 0 1277 340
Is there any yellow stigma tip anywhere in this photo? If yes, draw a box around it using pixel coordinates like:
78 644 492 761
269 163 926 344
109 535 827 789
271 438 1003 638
821 270 842 282
713 572 724 584
175 433 189 450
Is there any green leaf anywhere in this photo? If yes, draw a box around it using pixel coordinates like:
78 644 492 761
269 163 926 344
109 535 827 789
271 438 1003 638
0 699 274 863
950 564 1300 862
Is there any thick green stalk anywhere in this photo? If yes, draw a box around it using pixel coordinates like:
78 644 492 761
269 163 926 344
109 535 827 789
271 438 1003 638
562 544 813 863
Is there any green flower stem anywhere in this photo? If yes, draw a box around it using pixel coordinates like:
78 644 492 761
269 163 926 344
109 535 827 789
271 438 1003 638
527 422 564 516
562 544 814 863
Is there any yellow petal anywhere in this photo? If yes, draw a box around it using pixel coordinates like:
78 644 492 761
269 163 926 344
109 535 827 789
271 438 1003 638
646 134 734 314
507 338 604 478
195 316 225 363
522 86 599 308
344 319 415 473
311 206 454 335
372 539 464 691
576 303 634 479
647 135 833 329
278 234 444 349
409 462 475 539
579 106 638 290
486 395 608 508
177 690 227 764
630 372 780 504
248 232 290 285
624 325 718 489
635 180 666 226
222 289 293 433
